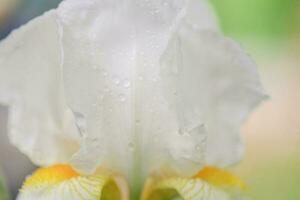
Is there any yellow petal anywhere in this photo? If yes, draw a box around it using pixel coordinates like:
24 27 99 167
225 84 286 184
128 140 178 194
193 166 246 191
18 164 128 200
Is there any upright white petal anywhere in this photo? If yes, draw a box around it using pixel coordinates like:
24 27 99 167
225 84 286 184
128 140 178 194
184 0 220 31
0 0 266 189
0 11 80 166
161 25 267 170
56 0 192 183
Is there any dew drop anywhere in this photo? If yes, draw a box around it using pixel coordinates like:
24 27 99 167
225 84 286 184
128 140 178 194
104 87 110 93
119 94 126 102
123 79 131 88
128 142 135 151
135 119 141 126
195 144 202 151
73 111 87 136
153 9 159 14
178 128 185 136
103 71 108 77
90 137 99 143
92 65 98 70
138 76 144 81
201 138 207 146
113 77 120 85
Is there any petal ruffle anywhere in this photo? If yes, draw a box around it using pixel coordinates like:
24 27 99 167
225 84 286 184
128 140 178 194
0 11 80 166
161 26 267 173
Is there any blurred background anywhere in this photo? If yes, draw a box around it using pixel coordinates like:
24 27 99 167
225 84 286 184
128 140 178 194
0 0 299 199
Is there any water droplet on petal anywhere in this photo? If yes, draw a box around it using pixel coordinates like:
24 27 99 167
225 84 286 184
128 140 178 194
92 65 98 70
195 144 202 151
135 119 141 126
113 77 120 85
153 9 159 14
90 137 99 144
123 79 131 88
128 142 135 151
104 87 110 93
119 94 126 102
178 128 185 136
73 111 87 136
103 71 108 77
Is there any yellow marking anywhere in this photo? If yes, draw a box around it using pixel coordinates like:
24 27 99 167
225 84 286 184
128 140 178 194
20 164 127 200
22 164 79 189
142 166 246 200
193 166 246 190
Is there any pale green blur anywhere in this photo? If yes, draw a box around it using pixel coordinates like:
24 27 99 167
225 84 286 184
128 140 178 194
0 174 8 200
248 156 300 200
210 0 299 40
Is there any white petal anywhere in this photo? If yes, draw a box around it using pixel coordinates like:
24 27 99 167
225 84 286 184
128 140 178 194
161 26 267 172
0 11 80 166
0 0 265 189
144 178 231 200
184 0 220 31
18 177 106 200
142 166 248 200
17 165 126 200
56 0 191 181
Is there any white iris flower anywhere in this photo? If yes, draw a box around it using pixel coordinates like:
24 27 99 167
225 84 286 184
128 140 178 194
0 0 266 199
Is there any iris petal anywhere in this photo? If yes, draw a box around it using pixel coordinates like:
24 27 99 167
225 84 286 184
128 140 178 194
161 28 267 172
0 0 266 190
142 166 246 200
143 178 230 200
193 166 246 191
0 10 80 166
18 164 128 200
